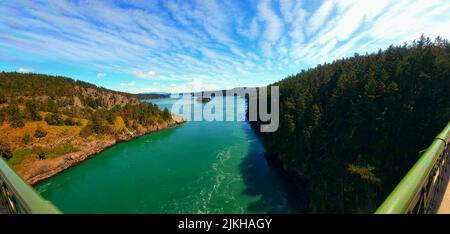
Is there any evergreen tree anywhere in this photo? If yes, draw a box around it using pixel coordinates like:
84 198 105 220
0 93 6 104
38 150 46 160
162 108 171 121
25 100 42 121
22 134 32 145
0 108 5 124
0 141 13 161
44 113 64 126
64 117 76 126
6 103 25 128
34 126 48 138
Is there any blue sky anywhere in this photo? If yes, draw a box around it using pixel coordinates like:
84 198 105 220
1 0 450 93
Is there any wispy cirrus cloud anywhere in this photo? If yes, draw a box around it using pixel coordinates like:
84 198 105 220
1 0 449 92
132 70 157 79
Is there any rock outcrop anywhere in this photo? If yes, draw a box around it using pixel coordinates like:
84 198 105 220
75 85 140 109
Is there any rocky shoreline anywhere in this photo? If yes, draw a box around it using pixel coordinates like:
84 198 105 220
23 115 187 185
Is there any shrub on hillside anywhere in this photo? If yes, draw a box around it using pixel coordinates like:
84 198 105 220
34 127 48 138
107 115 115 125
91 115 111 134
162 108 171 121
44 113 64 126
25 100 42 121
0 109 5 124
79 116 111 137
10 117 25 128
0 93 6 104
22 134 32 145
0 141 13 161
64 117 76 126
6 103 25 128
38 150 46 160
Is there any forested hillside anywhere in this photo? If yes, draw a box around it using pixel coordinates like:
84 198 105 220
0 72 171 131
250 36 450 213
0 72 175 183
0 72 140 108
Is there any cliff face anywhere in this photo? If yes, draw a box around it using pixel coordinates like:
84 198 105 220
74 85 139 109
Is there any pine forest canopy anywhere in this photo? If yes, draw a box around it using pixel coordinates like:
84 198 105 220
249 36 450 213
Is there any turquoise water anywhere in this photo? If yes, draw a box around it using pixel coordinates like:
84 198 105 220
35 97 305 214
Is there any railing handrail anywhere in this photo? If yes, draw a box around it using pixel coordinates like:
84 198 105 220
375 122 450 214
0 157 61 214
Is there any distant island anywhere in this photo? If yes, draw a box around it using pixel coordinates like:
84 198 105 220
135 93 170 100
0 72 186 185
196 97 211 103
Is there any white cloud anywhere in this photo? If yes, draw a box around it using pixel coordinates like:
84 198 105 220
306 0 336 35
169 78 222 93
258 0 284 43
18 68 33 73
132 70 157 79
2 0 450 93
120 81 135 87
257 0 285 59
96 73 106 78
333 2 366 41
237 17 260 40
280 0 306 24
368 0 450 41
279 0 295 22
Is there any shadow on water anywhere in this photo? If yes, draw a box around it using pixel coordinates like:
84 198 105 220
239 122 309 213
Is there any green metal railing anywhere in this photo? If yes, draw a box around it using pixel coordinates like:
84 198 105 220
376 122 450 214
0 157 61 214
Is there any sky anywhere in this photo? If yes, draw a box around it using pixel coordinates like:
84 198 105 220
1 0 450 93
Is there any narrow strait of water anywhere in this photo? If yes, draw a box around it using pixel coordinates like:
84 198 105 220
36 97 306 214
